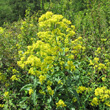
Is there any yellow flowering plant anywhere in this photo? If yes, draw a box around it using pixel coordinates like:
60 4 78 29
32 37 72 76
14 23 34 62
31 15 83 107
56 99 66 108
16 11 86 109
0 3 110 109
14 11 110 109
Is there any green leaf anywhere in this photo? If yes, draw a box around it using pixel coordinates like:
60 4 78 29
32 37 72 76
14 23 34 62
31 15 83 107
20 84 33 91
33 77 38 88
47 97 52 103
32 90 37 106
19 97 29 104
71 108 75 110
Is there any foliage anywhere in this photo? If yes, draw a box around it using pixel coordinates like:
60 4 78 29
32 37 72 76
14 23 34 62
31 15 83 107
0 0 46 26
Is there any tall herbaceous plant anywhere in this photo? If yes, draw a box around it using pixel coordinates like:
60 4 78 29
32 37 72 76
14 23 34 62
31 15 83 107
17 12 85 109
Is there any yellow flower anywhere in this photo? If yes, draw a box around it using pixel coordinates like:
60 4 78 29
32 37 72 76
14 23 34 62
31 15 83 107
98 63 107 70
72 97 77 102
62 18 71 24
105 101 110 107
105 90 110 94
95 87 104 96
47 80 52 86
16 43 19 47
47 86 54 96
68 55 74 59
12 69 19 74
39 75 46 84
39 11 53 22
91 97 99 106
89 60 94 66
0 104 4 108
95 47 101 55
28 68 35 75
5 83 9 87
68 31 75 36
93 57 99 64
10 75 18 81
86 87 92 92
77 86 86 94
102 77 106 81
66 60 76 71
56 99 66 108
4 91 9 97
94 86 110 102
17 61 25 68
0 27 4 34
58 80 63 85
101 38 107 42
71 25 75 30
64 48 69 52
104 59 109 63
39 90 46 95
20 26 24 30
78 36 82 40
22 21 26 25
29 88 33 95
30 24 34 27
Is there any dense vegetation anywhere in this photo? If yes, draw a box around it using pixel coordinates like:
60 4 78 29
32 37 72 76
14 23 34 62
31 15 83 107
0 0 110 109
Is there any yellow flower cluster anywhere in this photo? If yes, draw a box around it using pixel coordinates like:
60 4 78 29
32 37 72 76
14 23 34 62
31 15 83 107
58 80 63 85
77 86 86 94
91 86 110 107
101 38 107 42
39 75 46 84
102 77 106 81
17 12 85 101
56 99 66 108
72 97 77 102
10 75 18 81
4 91 9 97
39 11 53 22
95 47 101 56
39 89 46 95
71 37 85 55
25 55 41 67
89 57 99 66
95 86 110 101
89 57 107 71
29 88 33 95
47 86 54 96
0 104 4 108
0 27 4 34
18 12 82 77
97 63 107 70
47 80 52 86
105 101 110 107
20 21 28 31
65 60 76 71
77 86 92 94
91 97 99 106
5 83 9 87
12 69 19 74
